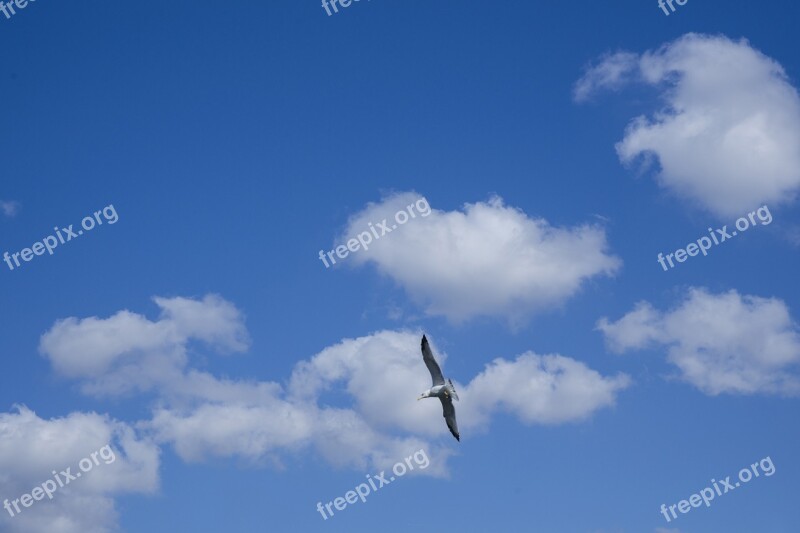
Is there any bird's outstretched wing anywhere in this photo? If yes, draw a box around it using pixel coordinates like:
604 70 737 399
421 335 445 386
439 395 460 442
448 379 460 401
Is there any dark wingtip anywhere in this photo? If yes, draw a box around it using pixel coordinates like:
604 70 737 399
455 434 460 442
421 334 427 344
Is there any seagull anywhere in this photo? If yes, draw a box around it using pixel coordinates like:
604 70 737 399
417 334 460 442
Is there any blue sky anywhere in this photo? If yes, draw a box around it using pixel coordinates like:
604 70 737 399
2 1 800 532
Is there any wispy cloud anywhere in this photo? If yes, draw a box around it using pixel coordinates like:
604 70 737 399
0 200 20 218
573 51 638 102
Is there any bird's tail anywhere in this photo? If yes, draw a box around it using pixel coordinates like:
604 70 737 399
448 379 460 401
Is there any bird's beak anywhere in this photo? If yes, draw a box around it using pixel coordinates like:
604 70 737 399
416 395 423 401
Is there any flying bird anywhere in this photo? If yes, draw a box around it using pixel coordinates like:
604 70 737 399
417 334 460 441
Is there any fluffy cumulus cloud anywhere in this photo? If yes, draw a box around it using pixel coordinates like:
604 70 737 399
39 294 250 396
463 352 629 426
38 296 629 480
336 192 620 324
0 407 159 533
598 288 800 395
575 33 800 218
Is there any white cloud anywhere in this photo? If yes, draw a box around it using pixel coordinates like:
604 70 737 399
39 297 629 477
463 352 630 426
0 407 159 533
146 403 314 464
39 294 249 396
338 192 620 324
576 33 800 218
573 51 638 102
0 200 20 218
153 295 250 353
598 288 800 395
597 301 664 353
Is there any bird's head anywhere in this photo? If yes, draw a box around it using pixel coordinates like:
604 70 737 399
417 391 430 401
